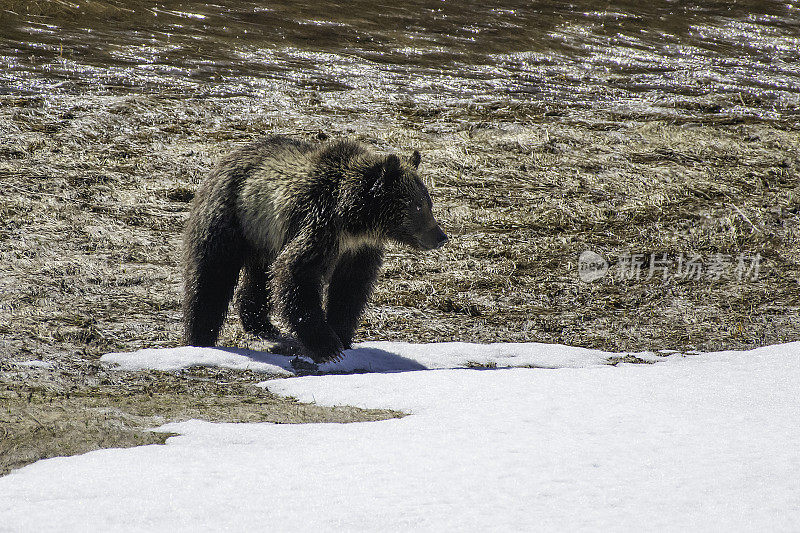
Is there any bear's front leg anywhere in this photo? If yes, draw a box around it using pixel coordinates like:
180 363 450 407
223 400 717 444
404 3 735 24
326 246 384 348
271 233 344 363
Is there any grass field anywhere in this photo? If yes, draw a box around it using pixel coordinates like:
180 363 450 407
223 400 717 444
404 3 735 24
2 92 799 473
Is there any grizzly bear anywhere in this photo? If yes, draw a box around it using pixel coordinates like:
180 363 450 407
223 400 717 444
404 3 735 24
182 135 448 363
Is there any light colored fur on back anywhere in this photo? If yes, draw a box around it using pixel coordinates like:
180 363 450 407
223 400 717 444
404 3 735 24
236 146 314 252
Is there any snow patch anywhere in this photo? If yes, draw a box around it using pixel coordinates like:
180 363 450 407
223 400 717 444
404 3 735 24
101 346 294 374
100 340 642 374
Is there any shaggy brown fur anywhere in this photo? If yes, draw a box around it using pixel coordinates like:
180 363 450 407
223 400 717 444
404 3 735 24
183 136 447 362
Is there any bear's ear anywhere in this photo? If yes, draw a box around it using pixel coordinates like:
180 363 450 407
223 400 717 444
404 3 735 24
385 154 401 173
369 154 401 194
409 150 421 169
382 154 402 185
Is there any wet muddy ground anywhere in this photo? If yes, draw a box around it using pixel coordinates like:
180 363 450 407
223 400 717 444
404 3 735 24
2 1 799 473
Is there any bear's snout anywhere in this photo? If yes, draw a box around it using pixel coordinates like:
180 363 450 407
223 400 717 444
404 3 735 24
433 230 448 249
420 225 448 250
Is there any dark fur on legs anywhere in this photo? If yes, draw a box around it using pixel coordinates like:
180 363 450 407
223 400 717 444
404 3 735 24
325 246 383 348
182 188 244 347
271 229 346 363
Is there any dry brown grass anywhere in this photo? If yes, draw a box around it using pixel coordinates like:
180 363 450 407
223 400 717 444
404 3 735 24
4 94 797 357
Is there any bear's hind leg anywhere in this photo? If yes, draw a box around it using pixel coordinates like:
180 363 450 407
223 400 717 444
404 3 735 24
237 255 280 340
325 246 383 348
183 209 245 347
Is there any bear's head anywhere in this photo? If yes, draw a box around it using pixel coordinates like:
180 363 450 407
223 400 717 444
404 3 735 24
370 151 448 251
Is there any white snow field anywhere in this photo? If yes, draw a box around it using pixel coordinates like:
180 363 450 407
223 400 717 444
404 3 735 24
2 341 800 532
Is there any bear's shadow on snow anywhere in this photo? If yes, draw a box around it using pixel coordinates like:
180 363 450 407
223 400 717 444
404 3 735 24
216 346 428 375
321 346 429 374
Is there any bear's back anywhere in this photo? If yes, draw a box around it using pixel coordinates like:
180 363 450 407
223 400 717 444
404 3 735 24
235 136 374 253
